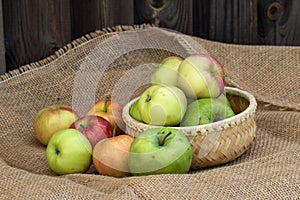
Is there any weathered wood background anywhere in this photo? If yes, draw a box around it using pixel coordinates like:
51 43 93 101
1 0 299 74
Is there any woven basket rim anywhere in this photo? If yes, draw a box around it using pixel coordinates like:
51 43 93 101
122 86 257 135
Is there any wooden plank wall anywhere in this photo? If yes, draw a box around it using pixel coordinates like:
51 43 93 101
71 0 134 39
257 0 300 45
1 0 300 74
0 0 5 74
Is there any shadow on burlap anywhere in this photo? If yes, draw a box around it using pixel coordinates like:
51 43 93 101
0 25 299 199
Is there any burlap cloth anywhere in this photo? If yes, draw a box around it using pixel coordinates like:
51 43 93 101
0 25 299 199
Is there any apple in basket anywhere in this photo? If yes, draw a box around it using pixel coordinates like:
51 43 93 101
181 97 235 126
129 100 143 122
92 134 134 178
128 127 192 176
69 115 114 148
34 99 78 145
177 54 225 99
151 56 183 86
46 128 92 175
132 85 187 126
217 93 232 107
86 97 125 136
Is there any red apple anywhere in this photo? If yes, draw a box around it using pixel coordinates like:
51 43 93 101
70 115 114 148
34 100 78 145
92 134 134 178
86 97 125 136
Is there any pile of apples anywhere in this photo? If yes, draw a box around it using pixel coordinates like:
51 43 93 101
130 54 235 127
33 53 236 178
34 98 134 177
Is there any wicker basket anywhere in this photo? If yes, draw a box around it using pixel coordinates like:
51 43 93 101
122 87 257 169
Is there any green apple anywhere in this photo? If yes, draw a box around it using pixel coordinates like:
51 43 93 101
129 100 142 122
177 54 225 99
151 56 183 86
187 97 196 106
217 93 231 107
181 98 235 126
128 127 192 176
137 85 187 126
46 128 92 175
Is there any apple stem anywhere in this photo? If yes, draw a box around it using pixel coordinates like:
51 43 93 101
55 147 60 155
146 94 152 102
55 98 60 110
158 131 172 146
104 96 110 112
80 124 87 130
112 127 116 137
211 70 227 77
198 117 202 125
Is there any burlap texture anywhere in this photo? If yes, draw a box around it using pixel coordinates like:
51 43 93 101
0 25 299 199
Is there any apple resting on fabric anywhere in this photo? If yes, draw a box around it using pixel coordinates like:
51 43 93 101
69 115 114 148
34 99 78 145
92 134 134 178
46 128 92 175
128 127 192 176
86 97 125 135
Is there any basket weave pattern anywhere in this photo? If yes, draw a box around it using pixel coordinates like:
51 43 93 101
189 115 256 168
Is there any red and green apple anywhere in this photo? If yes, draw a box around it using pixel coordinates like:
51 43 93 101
70 115 114 148
34 100 78 145
92 134 134 178
86 97 125 136
177 54 225 99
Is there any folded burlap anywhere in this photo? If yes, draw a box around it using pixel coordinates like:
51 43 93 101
0 25 299 199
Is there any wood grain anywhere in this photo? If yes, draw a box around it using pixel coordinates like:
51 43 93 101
274 0 300 45
2 0 300 73
193 0 257 44
71 0 134 39
98 0 134 28
0 0 6 74
135 0 193 35
53 0 71 49
70 0 101 39
257 0 300 45
2 0 72 71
